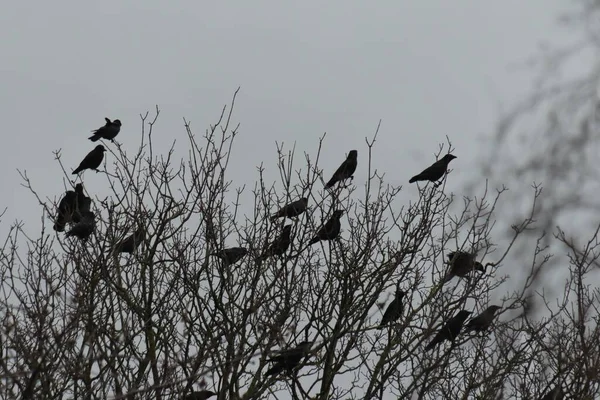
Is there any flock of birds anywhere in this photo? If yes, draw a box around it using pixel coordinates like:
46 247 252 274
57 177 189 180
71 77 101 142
50 119 503 399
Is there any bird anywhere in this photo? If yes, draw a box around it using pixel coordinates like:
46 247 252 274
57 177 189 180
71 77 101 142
53 188 78 232
378 283 405 329
539 386 564 400
88 118 122 142
270 197 308 221
72 184 92 223
65 211 96 241
211 247 248 266
258 225 292 263
424 310 472 351
114 226 146 253
325 150 358 189
180 390 217 400
308 210 344 245
265 340 313 377
443 251 485 283
72 145 106 174
409 154 457 184
464 305 502 333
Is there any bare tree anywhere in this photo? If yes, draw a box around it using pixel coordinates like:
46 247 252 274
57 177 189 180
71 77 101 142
0 90 598 399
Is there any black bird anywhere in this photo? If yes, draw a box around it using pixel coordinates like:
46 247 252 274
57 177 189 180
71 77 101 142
539 386 564 400
325 150 358 189
180 390 217 400
65 211 96 241
424 310 472 351
270 197 308 221
258 225 292 263
114 226 146 253
265 340 313 377
378 283 405 329
464 305 502 333
89 118 122 142
409 154 457 184
211 247 248 266
443 251 485 283
72 145 106 174
54 188 78 232
308 210 344 245
72 184 92 223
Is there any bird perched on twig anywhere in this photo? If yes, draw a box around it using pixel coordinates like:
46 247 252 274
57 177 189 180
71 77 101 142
72 184 92 223
424 310 471 351
325 150 358 189
54 187 78 232
180 390 217 400
378 282 405 329
409 154 456 184
443 251 485 283
257 225 292 264
464 305 502 333
72 145 106 174
308 210 344 245
65 211 96 241
265 340 313 377
211 247 248 266
270 197 308 221
114 226 146 253
88 118 121 142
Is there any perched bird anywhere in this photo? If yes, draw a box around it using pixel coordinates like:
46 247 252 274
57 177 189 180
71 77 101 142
258 225 292 263
265 340 313 377
325 150 358 189
270 197 308 221
89 118 122 142
424 310 472 351
211 247 248 266
72 184 92 223
308 210 344 245
464 305 502 333
378 282 405 329
539 386 564 400
54 188 78 232
443 251 485 283
72 145 106 174
114 226 146 253
409 154 457 184
180 390 217 400
65 211 96 241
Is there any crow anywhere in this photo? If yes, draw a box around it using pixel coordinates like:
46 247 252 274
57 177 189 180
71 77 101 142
211 247 248 266
409 154 457 184
258 225 292 263
325 150 358 189
464 305 502 333
270 197 308 221
54 189 78 232
180 390 217 400
72 145 106 174
114 226 146 253
72 184 92 223
424 310 472 351
378 282 405 329
265 340 313 377
539 386 564 400
65 211 96 241
89 118 122 142
443 251 485 283
308 210 344 245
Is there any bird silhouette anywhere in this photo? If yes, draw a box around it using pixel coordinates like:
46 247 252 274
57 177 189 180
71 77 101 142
89 118 121 142
258 225 292 263
378 282 405 329
270 197 308 221
308 210 344 245
424 310 472 351
409 154 456 184
65 211 96 241
114 226 146 253
464 305 502 333
211 247 248 266
72 145 106 174
265 340 313 377
325 150 358 189
72 184 92 223
443 251 485 283
180 390 217 400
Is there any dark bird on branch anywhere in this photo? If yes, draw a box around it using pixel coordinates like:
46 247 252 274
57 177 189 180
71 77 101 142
72 145 106 174
443 251 485 283
72 184 92 223
464 305 502 333
180 390 217 400
270 197 308 221
265 340 313 377
65 211 96 241
325 150 358 189
378 282 405 329
88 118 121 142
114 226 146 253
539 386 564 400
211 247 248 266
308 210 344 245
409 153 456 184
53 184 92 231
258 225 292 263
424 310 471 351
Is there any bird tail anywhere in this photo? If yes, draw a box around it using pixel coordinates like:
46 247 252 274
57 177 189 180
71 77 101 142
72 167 82 175
88 134 100 142
443 273 454 283
409 175 419 183
324 178 336 189
424 339 438 351
308 237 319 246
